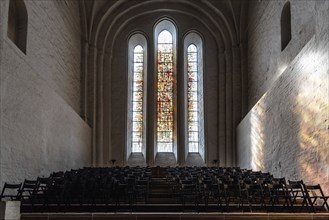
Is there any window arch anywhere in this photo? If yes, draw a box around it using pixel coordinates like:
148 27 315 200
126 22 206 165
184 32 205 160
154 20 177 153
281 1 291 51
7 0 28 54
127 34 147 159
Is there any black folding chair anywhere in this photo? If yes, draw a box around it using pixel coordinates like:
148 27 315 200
19 179 38 199
0 182 22 201
287 180 308 211
303 184 329 212
224 181 244 211
180 182 199 211
134 179 149 204
246 183 266 212
19 179 38 207
266 178 291 211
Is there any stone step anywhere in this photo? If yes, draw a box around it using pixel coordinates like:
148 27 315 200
147 197 177 204
148 192 173 198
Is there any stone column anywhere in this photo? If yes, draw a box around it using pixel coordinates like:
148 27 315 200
177 42 185 166
240 42 248 116
103 52 112 166
232 46 242 166
218 51 226 166
80 41 89 123
96 50 104 166
225 49 233 166
88 46 97 166
147 38 156 166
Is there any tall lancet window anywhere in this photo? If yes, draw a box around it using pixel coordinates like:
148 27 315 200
155 20 177 153
184 33 205 158
187 44 199 152
132 45 144 152
127 34 147 157
157 30 174 152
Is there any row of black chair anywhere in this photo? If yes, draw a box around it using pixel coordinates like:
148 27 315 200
1 166 328 213
165 166 329 212
1 166 152 212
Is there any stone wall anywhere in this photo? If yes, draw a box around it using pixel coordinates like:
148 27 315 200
238 0 329 194
0 0 91 188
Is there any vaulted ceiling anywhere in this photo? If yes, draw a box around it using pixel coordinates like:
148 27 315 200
79 0 248 52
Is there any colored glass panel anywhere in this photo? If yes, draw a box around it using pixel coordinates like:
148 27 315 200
188 71 197 81
157 121 174 131
188 121 198 132
158 31 173 43
157 132 173 142
189 131 199 142
133 81 143 91
132 101 142 111
158 101 173 112
158 111 173 122
188 111 198 122
187 44 199 152
132 113 143 122
132 45 144 152
157 30 174 152
157 81 173 91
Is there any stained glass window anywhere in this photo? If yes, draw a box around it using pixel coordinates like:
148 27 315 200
132 45 144 152
187 44 199 152
157 30 174 152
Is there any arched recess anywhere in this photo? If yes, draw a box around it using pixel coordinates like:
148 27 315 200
154 18 178 162
281 1 291 51
127 33 148 164
7 0 28 54
92 0 233 50
101 10 222 167
183 32 205 164
81 0 248 167
97 5 226 167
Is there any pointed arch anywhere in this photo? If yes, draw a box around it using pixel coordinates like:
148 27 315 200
7 0 28 54
154 19 177 154
184 32 205 161
281 1 291 51
127 33 148 160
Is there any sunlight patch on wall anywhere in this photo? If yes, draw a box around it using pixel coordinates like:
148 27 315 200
250 99 266 171
278 63 288 76
295 50 329 195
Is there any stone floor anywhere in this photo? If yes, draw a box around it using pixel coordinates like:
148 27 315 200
20 212 329 220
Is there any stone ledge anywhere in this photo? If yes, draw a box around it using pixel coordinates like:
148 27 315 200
0 201 20 220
